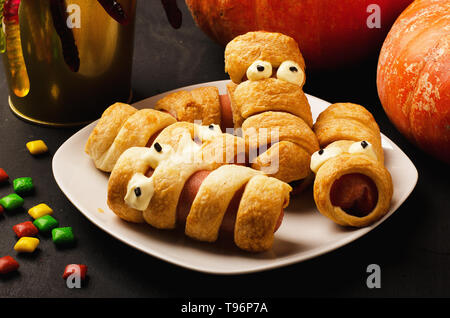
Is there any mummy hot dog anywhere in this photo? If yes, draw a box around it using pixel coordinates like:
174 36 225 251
107 122 291 252
311 103 393 227
224 32 319 191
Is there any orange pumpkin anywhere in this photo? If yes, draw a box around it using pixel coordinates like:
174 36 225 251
377 0 450 163
185 0 413 69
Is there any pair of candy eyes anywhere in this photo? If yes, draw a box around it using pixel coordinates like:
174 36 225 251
316 141 372 158
246 60 304 85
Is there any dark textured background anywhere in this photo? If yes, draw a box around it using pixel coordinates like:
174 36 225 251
1 1 449 298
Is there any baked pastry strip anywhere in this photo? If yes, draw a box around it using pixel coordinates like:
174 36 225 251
85 103 137 169
185 165 263 242
85 103 176 172
234 174 291 252
154 86 221 126
242 111 319 183
98 109 176 172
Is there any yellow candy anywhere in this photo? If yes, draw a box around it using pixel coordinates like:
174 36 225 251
28 203 53 219
26 140 48 155
14 237 40 253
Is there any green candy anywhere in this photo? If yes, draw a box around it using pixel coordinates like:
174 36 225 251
0 193 24 211
52 227 75 245
13 177 34 195
33 215 59 233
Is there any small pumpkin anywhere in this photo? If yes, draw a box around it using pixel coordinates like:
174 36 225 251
185 0 413 69
377 0 450 163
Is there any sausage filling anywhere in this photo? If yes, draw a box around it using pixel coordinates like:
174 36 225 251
330 173 378 217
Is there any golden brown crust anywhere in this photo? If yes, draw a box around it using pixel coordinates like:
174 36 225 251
185 165 262 242
85 104 176 172
231 78 313 126
155 86 221 126
313 154 393 227
242 111 319 183
143 160 212 229
85 103 137 168
234 174 291 252
200 133 247 169
225 31 305 84
251 141 312 183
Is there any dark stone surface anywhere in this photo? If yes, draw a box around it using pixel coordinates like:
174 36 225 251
0 1 449 298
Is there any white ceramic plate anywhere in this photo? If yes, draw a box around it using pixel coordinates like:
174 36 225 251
52 80 418 275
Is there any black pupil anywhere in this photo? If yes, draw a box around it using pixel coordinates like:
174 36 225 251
318 149 324 155
289 66 298 72
256 65 265 72
361 141 368 149
208 124 214 130
134 187 141 197
154 142 162 152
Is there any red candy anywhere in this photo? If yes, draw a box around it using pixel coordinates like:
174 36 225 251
13 221 39 238
62 264 87 280
0 205 4 214
0 256 20 274
0 168 9 183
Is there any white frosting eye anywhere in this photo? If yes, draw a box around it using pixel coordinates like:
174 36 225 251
348 141 378 161
276 60 305 86
124 173 155 211
246 60 272 81
143 142 174 168
310 147 343 173
195 124 222 143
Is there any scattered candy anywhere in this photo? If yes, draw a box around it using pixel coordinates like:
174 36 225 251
13 177 34 195
0 168 9 183
26 140 48 155
0 205 4 214
62 264 87 280
0 256 19 274
52 227 74 245
13 221 38 238
14 237 40 253
33 215 59 233
0 193 24 211
28 203 53 219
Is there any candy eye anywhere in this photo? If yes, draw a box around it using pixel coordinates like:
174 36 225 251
310 147 343 173
153 142 162 152
246 60 272 81
348 141 378 161
276 60 305 86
